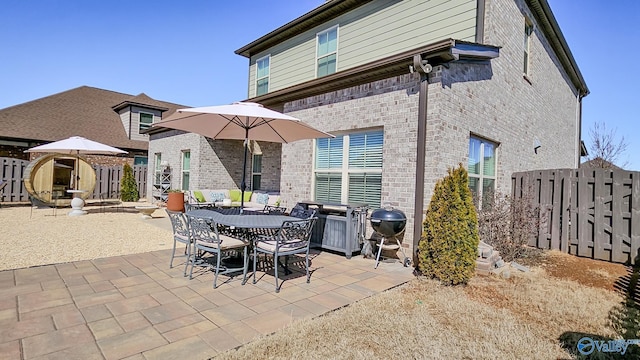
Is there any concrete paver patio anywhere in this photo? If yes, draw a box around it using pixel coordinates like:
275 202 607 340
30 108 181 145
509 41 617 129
1 247 414 359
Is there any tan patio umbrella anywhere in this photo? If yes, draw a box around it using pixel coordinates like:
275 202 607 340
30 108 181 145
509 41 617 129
152 102 334 212
25 136 127 190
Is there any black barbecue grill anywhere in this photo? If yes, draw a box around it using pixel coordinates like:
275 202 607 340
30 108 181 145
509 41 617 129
370 207 411 268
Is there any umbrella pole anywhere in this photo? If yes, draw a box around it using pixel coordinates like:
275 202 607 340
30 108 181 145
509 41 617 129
240 131 249 214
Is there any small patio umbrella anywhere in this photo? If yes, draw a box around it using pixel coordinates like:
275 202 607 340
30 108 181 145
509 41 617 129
25 136 127 190
153 102 334 211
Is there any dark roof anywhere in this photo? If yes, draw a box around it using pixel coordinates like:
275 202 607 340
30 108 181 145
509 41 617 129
236 0 588 98
0 86 187 151
581 157 622 170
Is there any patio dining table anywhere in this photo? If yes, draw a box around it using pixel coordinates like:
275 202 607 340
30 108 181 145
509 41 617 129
185 208 298 274
185 208 292 230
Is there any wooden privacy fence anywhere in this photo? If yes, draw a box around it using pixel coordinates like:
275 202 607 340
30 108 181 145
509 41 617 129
0 157 147 202
512 168 640 265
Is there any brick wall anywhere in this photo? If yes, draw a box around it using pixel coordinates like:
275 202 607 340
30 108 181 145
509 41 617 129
282 74 422 253
148 130 282 203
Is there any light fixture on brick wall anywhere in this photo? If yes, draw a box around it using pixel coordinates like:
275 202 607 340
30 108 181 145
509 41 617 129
534 138 541 154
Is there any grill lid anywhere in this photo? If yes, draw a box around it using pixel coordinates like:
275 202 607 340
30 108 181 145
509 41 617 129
370 207 407 237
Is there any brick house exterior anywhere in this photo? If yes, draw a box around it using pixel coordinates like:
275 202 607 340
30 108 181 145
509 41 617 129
150 0 588 260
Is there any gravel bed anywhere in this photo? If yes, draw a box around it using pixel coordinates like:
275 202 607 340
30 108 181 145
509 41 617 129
1 202 174 271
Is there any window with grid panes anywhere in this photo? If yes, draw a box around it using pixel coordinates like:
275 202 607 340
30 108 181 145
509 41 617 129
524 20 533 76
139 112 153 132
252 154 262 190
256 55 270 96
181 151 190 191
154 153 162 185
314 130 382 207
316 26 337 77
468 136 497 208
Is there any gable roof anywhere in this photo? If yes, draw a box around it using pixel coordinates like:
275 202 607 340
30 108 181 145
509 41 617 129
0 86 186 151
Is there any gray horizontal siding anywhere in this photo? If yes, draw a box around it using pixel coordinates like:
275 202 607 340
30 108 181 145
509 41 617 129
247 0 477 97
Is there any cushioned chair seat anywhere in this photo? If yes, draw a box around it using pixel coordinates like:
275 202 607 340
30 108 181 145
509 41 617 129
255 239 307 253
195 235 248 250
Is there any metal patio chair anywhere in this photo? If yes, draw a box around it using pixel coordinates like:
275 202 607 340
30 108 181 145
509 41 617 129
252 216 317 293
186 213 250 288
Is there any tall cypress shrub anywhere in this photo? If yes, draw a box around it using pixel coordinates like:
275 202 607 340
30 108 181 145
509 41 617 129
418 164 479 285
120 163 139 202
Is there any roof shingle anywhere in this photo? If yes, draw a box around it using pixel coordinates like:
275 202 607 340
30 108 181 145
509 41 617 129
0 86 187 151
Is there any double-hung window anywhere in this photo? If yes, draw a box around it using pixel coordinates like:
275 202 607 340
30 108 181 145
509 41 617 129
181 151 190 191
154 153 162 185
139 112 153 132
256 55 270 96
252 153 262 190
524 19 533 76
316 26 338 77
314 130 383 207
468 136 497 207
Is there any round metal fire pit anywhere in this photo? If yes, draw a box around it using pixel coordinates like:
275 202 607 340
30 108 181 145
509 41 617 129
370 207 407 238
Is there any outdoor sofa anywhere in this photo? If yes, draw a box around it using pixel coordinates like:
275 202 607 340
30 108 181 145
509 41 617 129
186 189 280 212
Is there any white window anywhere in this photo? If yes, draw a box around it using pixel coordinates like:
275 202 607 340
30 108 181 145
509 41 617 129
181 151 190 191
252 153 262 190
139 112 154 132
256 55 270 96
154 153 162 185
524 20 533 76
316 26 338 77
468 136 497 207
314 130 383 207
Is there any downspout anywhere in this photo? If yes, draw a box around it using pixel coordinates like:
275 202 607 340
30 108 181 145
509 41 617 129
129 105 132 140
575 93 582 168
412 54 432 265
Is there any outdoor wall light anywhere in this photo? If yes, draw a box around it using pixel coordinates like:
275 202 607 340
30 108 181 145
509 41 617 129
534 138 542 154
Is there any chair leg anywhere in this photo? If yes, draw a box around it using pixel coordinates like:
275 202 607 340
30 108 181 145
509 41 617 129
213 250 222 289
274 254 280 293
241 246 248 285
169 239 177 269
305 250 311 283
188 249 196 280
183 242 191 277
252 247 258 284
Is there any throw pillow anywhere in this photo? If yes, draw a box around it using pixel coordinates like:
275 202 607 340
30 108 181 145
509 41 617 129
229 189 242 202
210 192 225 202
256 193 269 205
243 191 252 202
193 191 206 203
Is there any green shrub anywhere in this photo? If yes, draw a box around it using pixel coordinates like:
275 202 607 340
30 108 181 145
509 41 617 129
120 163 139 202
418 164 479 285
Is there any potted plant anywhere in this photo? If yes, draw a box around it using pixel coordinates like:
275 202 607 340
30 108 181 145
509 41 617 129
166 189 185 212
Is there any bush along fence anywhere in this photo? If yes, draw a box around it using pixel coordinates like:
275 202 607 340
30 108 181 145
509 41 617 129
512 168 640 265
0 157 147 202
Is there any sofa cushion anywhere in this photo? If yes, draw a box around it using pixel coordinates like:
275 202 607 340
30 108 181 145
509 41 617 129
229 189 241 202
256 193 269 205
210 191 226 202
193 191 206 203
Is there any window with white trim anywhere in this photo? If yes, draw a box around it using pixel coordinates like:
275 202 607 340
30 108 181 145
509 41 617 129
154 153 162 185
252 153 262 190
139 112 153 132
468 136 497 208
316 26 338 77
256 55 270 96
314 130 383 207
181 151 190 191
524 19 533 76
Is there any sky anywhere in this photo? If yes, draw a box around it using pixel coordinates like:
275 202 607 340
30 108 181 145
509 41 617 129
1 0 638 170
